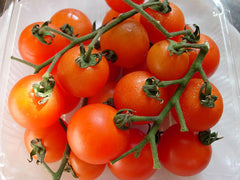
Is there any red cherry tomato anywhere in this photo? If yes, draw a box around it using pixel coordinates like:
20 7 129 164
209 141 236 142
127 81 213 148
188 34 220 78
158 124 212 176
50 8 92 44
100 19 149 68
18 22 70 65
69 152 106 180
24 120 67 163
8 74 64 129
171 78 223 132
113 71 169 123
140 2 185 43
105 0 144 13
67 103 129 164
108 128 156 180
57 46 109 97
147 40 189 81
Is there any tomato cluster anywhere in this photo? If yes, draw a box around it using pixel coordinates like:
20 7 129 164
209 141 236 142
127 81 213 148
8 0 223 179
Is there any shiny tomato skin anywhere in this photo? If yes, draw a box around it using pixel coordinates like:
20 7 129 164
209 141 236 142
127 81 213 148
24 120 67 163
188 34 220 78
108 128 156 180
100 19 149 68
158 124 212 176
140 2 185 43
57 46 109 97
147 40 189 81
67 103 129 164
113 71 169 121
50 8 92 44
18 22 70 65
69 152 106 180
8 74 64 129
105 0 144 13
171 78 223 132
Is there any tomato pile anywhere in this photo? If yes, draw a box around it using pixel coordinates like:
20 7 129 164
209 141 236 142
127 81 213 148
8 0 224 179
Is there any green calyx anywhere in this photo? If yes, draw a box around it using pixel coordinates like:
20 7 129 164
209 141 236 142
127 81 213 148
28 139 46 165
149 0 171 14
199 129 223 145
142 76 163 102
102 49 118 63
32 75 55 105
199 81 218 108
32 21 55 45
75 44 102 68
60 23 74 36
182 24 201 43
113 109 134 130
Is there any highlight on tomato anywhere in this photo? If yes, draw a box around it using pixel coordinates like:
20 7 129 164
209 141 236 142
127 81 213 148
18 22 70 65
147 40 189 81
105 0 145 13
68 152 106 180
113 71 169 122
57 45 109 97
108 128 156 180
8 74 64 129
171 78 223 132
100 18 149 68
24 120 67 163
67 103 130 164
50 8 92 44
140 2 185 43
158 124 212 176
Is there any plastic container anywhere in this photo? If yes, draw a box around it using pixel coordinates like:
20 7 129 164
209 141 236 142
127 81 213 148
0 0 240 179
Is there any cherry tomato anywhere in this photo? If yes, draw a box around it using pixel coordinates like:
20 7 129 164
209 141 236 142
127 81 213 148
188 34 220 78
140 2 185 43
105 0 144 13
147 40 189 81
171 78 223 132
18 22 70 65
57 46 109 97
158 124 212 176
67 103 129 164
87 81 117 105
108 128 156 180
24 120 67 163
100 19 149 68
102 9 140 25
69 152 106 180
8 74 64 129
107 61 122 82
50 8 92 44
113 71 169 123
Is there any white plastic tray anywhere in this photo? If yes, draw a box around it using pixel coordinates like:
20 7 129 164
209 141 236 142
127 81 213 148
0 0 240 179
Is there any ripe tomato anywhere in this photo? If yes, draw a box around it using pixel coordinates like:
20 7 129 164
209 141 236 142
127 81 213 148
113 71 169 122
50 8 92 44
107 61 122 82
140 2 185 43
8 74 64 129
108 128 156 180
18 22 70 65
105 0 144 13
67 103 129 164
102 9 140 25
171 78 223 132
87 81 117 105
100 19 149 68
57 46 109 97
158 124 212 176
68 152 106 180
147 40 189 81
24 120 67 163
188 34 220 78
